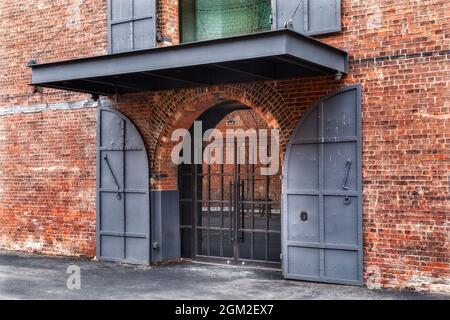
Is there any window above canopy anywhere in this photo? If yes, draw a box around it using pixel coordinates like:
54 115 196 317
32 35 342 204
180 0 273 43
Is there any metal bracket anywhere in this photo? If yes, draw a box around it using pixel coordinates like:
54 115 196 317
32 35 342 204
285 0 304 29
31 86 43 95
27 59 38 66
91 93 100 102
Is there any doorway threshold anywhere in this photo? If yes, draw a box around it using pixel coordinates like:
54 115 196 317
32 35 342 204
182 258 282 272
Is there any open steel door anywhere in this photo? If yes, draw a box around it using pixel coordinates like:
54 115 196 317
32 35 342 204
282 85 363 285
96 106 151 264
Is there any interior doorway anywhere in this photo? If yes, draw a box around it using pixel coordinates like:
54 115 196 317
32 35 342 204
178 102 281 269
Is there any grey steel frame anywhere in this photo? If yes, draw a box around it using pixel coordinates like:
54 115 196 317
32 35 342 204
179 141 282 269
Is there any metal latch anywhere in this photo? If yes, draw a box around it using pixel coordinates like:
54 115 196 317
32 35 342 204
103 153 121 200
300 211 308 222
342 159 353 205
342 159 352 190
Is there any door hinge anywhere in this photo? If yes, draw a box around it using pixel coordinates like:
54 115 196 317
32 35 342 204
280 253 283 261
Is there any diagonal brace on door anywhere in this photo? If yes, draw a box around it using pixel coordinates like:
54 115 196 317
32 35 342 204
103 153 122 200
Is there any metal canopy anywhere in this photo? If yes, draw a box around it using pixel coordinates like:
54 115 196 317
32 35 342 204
29 30 348 95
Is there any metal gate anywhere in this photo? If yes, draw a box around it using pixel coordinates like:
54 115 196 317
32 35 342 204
96 106 151 264
179 138 282 268
282 85 363 285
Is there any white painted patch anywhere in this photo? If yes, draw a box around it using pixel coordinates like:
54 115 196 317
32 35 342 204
0 99 109 117
407 275 450 293
366 2 382 29
183 266 255 279
66 0 83 31
22 236 44 252
0 180 4 202
32 166 67 172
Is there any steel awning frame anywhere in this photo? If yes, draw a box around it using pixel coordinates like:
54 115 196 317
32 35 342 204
29 29 348 95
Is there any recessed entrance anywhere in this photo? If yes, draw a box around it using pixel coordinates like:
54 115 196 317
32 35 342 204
178 102 281 269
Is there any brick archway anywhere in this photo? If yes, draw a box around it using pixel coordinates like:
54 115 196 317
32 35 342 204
151 83 290 190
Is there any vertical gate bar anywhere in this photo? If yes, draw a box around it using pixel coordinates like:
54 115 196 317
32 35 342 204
193 163 198 257
234 143 239 264
242 180 252 260
177 169 181 256
265 231 269 262
241 183 245 230
220 163 224 258
319 102 325 278
265 175 270 261
241 181 245 235
207 164 211 256
251 164 255 230
251 163 255 261
229 180 233 245
266 175 270 231
221 162 224 224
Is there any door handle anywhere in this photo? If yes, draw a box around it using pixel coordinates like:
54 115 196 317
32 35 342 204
240 181 245 243
229 180 234 244
342 159 353 205
342 159 352 190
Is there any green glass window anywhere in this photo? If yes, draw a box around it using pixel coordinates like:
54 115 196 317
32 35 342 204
180 0 272 43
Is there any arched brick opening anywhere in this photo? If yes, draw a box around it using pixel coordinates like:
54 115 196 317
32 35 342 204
151 83 289 190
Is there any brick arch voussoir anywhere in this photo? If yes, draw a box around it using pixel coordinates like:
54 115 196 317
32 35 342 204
151 83 289 189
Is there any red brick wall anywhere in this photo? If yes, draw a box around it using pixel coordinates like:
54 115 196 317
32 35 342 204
0 0 107 108
0 0 106 257
157 0 179 45
0 107 96 256
0 0 448 292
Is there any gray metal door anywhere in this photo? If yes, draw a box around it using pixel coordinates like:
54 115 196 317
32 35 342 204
282 85 362 285
275 0 342 36
108 0 157 53
96 106 151 264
